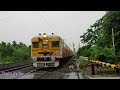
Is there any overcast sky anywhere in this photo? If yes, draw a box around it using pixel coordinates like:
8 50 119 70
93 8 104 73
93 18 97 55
0 11 106 51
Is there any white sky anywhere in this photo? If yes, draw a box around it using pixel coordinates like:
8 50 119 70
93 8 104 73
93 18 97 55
0 11 106 51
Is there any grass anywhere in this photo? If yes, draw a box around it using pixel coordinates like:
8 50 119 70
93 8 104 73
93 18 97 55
77 58 120 77
0 57 31 64
91 69 120 77
77 58 90 69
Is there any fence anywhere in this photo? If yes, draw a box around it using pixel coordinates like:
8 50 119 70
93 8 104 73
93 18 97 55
89 60 120 73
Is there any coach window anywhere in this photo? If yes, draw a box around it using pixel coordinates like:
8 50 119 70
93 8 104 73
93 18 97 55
32 42 39 48
52 41 59 47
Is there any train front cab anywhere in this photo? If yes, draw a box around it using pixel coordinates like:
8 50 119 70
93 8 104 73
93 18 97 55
31 35 62 68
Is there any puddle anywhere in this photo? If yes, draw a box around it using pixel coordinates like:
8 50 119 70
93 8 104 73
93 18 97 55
17 73 34 79
17 71 84 79
0 75 17 79
64 72 79 79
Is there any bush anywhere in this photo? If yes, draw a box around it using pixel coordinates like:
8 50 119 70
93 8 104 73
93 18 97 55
0 41 31 64
88 46 116 63
79 60 90 68
12 47 31 61
96 54 107 62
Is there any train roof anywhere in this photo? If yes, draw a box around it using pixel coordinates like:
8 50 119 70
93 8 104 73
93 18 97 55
32 35 62 39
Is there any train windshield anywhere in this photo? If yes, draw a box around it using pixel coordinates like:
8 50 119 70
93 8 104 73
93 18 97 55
32 42 39 48
52 41 59 47
43 44 48 48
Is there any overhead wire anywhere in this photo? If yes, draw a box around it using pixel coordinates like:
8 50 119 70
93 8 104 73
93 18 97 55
33 11 74 51
41 11 57 32
37 11 57 34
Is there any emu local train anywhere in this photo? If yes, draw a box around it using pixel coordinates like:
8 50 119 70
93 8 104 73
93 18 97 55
31 33 74 67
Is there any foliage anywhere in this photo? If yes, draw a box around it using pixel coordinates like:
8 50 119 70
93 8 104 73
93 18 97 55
80 18 103 46
78 59 90 68
77 45 116 63
12 47 31 60
78 11 120 64
0 41 31 64
77 45 91 57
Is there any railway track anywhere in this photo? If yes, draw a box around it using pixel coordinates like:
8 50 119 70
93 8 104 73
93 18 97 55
32 57 84 79
0 64 33 73
0 60 38 79
34 57 75 78
0 57 84 79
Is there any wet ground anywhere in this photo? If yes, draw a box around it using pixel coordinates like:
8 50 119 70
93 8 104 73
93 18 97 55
0 57 84 79
1 58 120 79
17 71 84 79
64 72 84 79
18 58 84 79
82 64 120 79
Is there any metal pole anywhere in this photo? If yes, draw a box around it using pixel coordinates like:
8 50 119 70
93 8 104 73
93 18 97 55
112 28 115 54
73 43 76 58
96 64 99 69
79 42 80 55
73 43 75 53
91 64 95 75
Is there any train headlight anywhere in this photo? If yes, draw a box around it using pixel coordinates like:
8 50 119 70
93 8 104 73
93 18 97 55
32 57 37 61
43 33 47 38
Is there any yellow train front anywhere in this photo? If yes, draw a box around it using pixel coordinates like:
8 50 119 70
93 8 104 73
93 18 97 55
31 33 74 68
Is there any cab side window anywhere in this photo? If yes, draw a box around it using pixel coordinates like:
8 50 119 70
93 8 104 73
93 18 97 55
52 41 59 47
32 42 39 48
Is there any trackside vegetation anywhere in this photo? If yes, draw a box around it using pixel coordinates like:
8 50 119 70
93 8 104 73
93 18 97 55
77 11 120 64
78 59 90 69
0 41 31 64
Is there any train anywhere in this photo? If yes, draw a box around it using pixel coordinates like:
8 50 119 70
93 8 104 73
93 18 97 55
31 33 74 68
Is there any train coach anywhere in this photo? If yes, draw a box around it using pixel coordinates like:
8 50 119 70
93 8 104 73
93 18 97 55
31 33 74 68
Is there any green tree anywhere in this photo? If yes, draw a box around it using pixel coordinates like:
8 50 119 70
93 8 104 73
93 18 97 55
12 41 17 48
0 41 31 63
79 11 120 63
18 42 26 48
102 11 120 54
80 18 104 46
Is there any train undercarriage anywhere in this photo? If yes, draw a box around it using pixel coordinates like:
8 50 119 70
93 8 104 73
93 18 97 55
32 56 73 68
